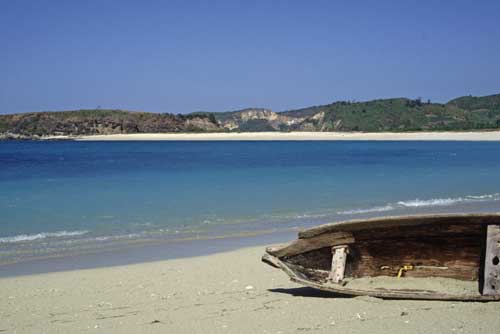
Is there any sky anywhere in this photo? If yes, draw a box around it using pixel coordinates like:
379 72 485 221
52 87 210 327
1 0 500 114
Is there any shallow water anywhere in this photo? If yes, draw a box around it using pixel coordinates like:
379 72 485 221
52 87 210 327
1 140 500 271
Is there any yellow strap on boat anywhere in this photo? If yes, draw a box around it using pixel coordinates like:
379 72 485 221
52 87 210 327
397 265 414 278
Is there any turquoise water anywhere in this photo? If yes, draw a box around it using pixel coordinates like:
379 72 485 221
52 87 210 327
1 141 500 267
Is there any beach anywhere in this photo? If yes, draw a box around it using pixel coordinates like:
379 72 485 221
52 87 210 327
71 131 500 141
1 246 499 333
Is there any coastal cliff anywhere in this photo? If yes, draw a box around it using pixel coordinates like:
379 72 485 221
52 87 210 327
1 93 500 139
0 110 219 139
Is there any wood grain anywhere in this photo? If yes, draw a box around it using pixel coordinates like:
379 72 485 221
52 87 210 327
299 213 500 239
285 223 483 281
266 232 354 258
483 224 500 295
349 223 483 280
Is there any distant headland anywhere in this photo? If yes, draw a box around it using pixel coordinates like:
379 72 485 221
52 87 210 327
1 93 499 140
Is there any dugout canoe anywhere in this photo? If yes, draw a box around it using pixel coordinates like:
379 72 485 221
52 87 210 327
262 213 500 301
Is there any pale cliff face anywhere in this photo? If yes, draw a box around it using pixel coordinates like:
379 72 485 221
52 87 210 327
310 111 325 121
219 108 306 130
238 109 277 121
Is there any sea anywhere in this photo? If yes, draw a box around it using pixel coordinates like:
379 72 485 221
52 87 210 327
1 140 500 276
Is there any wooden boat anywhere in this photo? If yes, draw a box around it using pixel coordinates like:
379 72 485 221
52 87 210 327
262 213 500 301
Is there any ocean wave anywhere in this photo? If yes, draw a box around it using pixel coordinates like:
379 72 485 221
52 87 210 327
0 230 89 244
397 193 500 208
338 193 500 215
466 193 500 200
397 198 461 207
92 233 141 242
337 205 395 215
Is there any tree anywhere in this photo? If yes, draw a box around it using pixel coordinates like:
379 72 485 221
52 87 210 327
208 113 217 124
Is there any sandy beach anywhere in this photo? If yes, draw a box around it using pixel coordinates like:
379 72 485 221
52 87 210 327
1 246 499 333
71 131 500 141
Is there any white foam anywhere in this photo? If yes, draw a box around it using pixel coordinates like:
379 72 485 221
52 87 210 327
338 205 395 215
466 193 500 200
397 198 462 207
398 193 500 208
338 193 500 215
0 230 89 244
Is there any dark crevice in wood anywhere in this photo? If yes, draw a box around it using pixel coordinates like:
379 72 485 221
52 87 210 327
479 224 488 294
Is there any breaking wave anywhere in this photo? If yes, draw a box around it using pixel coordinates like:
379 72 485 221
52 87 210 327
337 205 395 215
0 230 89 244
338 193 500 215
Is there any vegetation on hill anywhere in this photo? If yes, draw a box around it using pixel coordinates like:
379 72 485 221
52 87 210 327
1 93 500 139
0 109 219 139
447 94 500 111
287 94 500 132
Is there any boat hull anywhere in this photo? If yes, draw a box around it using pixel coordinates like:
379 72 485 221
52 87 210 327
263 213 500 301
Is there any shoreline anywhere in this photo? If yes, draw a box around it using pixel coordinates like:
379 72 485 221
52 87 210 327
0 229 297 278
41 130 500 141
2 246 500 333
3 204 500 278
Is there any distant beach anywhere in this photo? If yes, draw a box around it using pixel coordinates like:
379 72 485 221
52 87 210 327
70 131 500 141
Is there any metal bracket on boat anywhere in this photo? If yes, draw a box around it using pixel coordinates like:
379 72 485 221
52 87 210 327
397 265 414 278
328 245 349 283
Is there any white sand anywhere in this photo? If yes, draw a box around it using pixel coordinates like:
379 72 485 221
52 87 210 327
1 246 499 333
69 131 500 141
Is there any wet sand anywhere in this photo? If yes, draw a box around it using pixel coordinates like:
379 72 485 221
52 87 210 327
1 246 499 333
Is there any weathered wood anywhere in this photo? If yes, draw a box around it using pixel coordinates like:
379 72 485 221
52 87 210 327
285 223 482 281
285 247 332 271
264 213 500 300
261 253 281 268
328 245 349 283
266 232 354 258
298 213 500 239
349 224 483 281
483 225 500 296
264 253 500 301
354 222 483 241
286 262 330 282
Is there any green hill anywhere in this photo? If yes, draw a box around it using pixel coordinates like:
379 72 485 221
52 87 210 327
286 95 500 132
447 93 500 110
1 93 500 139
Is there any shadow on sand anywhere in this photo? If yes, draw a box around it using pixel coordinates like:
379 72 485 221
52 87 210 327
268 287 352 299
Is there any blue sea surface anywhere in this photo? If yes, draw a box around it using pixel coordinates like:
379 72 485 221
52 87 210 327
1 140 500 272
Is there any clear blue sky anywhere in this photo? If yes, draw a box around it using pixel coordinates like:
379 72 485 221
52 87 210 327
1 0 499 114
